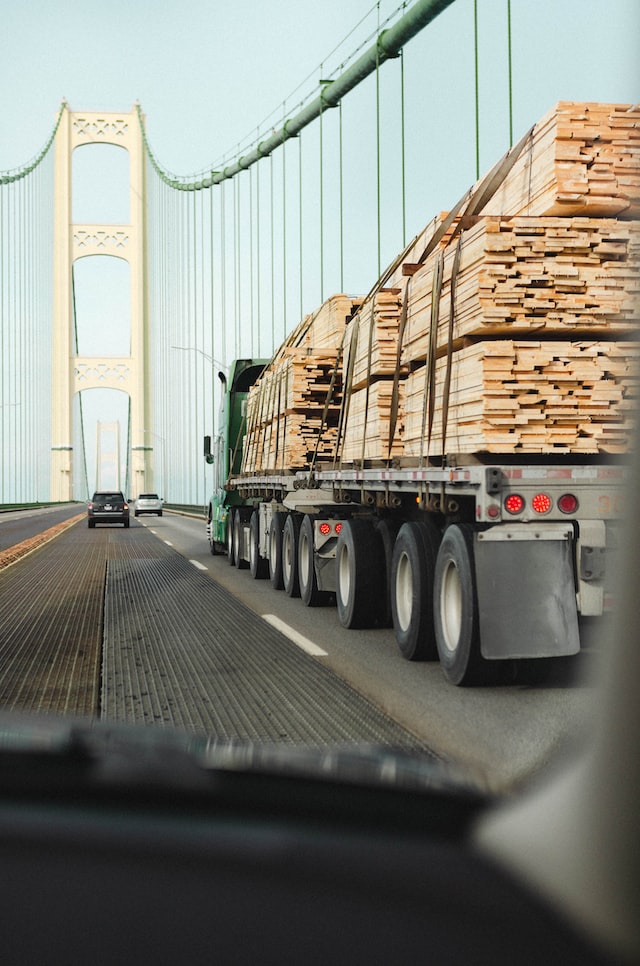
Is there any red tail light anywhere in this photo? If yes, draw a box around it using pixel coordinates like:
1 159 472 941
335 522 342 535
532 492 552 514
504 494 525 515
319 522 331 535
558 493 578 514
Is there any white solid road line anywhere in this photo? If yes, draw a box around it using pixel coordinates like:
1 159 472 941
190 559 208 571
262 614 328 657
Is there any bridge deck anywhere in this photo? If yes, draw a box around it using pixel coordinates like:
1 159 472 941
0 519 430 751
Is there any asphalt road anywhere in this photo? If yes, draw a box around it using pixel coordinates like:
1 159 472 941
135 510 600 792
0 504 84 551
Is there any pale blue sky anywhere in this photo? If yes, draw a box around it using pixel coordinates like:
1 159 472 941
3 1 638 186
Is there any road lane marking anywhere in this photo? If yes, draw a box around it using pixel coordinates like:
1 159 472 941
262 614 328 657
190 559 207 571
164 540 173 546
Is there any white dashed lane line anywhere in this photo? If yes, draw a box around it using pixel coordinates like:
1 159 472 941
262 614 328 657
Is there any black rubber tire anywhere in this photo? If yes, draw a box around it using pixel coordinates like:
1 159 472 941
88 520 95 528
335 518 384 629
226 510 236 566
233 510 248 569
249 510 269 579
298 515 331 606
282 513 302 598
268 511 287 590
433 523 485 686
124 519 130 528
390 520 440 661
375 518 401 628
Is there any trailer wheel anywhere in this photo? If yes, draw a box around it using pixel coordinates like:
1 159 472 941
336 519 384 628
268 512 287 590
233 510 248 570
434 523 485 685
282 513 301 598
391 521 440 660
299 515 331 606
226 510 236 565
249 510 268 579
375 518 401 628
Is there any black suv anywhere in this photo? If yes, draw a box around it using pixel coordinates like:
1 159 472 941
88 491 130 528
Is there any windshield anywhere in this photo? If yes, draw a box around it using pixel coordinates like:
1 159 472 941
1 0 637 800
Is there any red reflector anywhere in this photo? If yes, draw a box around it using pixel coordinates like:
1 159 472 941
318 522 331 535
334 522 342 535
558 493 578 514
532 492 552 514
504 493 524 514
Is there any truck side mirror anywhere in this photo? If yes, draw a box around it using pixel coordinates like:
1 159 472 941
204 435 214 464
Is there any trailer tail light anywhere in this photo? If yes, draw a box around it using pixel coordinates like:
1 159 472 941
532 492 552 514
558 493 578 514
504 493 525 515
318 521 342 535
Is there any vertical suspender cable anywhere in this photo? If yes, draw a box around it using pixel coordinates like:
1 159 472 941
209 183 216 438
255 154 262 356
400 47 407 247
375 25 382 278
507 0 513 146
298 133 304 320
270 154 275 353
338 100 344 292
281 130 287 341
474 0 480 179
319 94 325 303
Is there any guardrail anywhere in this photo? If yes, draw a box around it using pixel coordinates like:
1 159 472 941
163 503 207 519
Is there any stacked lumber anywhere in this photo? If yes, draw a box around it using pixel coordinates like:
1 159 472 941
283 293 361 350
403 340 639 456
343 288 405 391
477 101 640 219
241 294 360 473
341 380 405 463
399 216 640 365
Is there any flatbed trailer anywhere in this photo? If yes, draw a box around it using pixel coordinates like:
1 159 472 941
210 453 626 685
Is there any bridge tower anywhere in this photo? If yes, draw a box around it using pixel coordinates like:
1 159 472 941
51 105 153 501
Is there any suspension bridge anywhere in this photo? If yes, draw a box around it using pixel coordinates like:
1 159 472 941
0 0 628 506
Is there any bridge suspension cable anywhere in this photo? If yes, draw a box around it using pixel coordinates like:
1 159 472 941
1 103 66 503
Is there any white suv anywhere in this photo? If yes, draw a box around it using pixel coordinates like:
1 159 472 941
134 493 163 517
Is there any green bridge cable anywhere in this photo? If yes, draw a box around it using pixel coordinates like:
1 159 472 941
0 101 67 184
134 0 456 191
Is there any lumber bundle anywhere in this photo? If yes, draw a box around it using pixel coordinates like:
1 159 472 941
399 216 640 365
343 288 405 391
477 102 640 219
403 340 640 456
340 380 405 463
282 293 361 351
241 294 360 473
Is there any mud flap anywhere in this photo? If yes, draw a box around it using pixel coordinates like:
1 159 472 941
474 526 580 659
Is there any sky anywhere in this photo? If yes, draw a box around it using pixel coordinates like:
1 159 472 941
1 0 639 496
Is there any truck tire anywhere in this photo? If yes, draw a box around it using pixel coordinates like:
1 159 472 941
299 515 331 606
391 521 440 661
268 512 287 590
336 518 384 628
226 510 236 566
233 510 248 570
249 510 268 579
282 513 301 598
375 518 401 628
433 523 485 686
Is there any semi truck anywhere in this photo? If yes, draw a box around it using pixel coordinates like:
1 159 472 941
204 102 637 685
